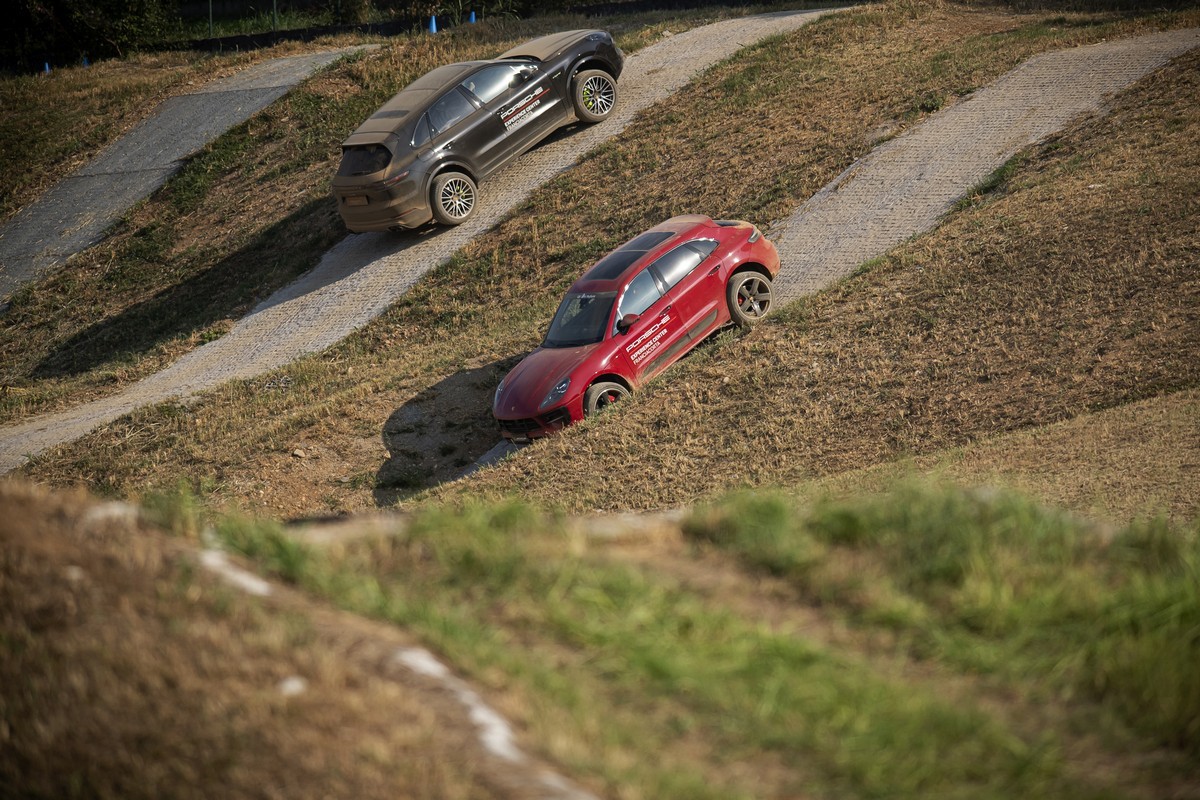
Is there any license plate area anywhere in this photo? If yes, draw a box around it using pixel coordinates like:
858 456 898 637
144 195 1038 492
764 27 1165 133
345 195 368 207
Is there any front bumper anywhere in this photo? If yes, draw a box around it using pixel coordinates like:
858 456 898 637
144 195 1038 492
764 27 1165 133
495 406 573 442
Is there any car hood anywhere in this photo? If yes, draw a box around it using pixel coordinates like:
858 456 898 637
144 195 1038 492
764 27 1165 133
494 342 601 417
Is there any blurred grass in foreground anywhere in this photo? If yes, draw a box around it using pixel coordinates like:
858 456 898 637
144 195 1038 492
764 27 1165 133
150 481 1200 798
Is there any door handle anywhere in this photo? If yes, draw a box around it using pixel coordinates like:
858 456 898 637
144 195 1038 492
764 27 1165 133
707 266 719 276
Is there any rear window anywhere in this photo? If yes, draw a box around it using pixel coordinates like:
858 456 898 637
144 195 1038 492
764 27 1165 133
337 144 392 177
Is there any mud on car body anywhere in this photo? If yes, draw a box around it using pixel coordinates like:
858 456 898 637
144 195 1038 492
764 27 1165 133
493 215 781 442
332 30 623 232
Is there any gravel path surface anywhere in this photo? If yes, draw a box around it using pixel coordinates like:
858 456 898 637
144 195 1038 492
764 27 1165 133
0 9 833 472
0 48 364 303
2 21 1197 474
770 28 1200 301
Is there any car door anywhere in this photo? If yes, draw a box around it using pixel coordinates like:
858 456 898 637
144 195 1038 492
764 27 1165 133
486 63 568 161
651 239 722 342
613 266 688 383
425 83 503 177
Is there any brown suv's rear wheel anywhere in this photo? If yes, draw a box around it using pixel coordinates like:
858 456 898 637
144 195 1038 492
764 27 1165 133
430 171 477 225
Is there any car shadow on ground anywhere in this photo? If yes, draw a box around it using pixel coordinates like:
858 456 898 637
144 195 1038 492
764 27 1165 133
373 354 524 506
26 200 452 380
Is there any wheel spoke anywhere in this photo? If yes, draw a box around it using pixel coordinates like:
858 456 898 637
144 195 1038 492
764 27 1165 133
441 179 474 219
583 76 614 114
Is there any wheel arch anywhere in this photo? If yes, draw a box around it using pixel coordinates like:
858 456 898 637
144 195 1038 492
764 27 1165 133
729 261 773 281
570 57 617 81
429 161 479 187
587 372 633 393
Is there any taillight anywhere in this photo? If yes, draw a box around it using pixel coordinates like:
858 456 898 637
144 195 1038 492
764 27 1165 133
382 170 410 188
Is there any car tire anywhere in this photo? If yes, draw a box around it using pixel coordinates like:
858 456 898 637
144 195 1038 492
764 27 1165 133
572 69 617 123
727 271 773 328
430 171 477 226
584 381 629 417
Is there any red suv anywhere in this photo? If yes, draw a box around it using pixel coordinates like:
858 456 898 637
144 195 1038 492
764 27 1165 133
493 214 781 442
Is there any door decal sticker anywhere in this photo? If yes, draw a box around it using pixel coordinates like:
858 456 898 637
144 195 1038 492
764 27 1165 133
500 86 551 131
625 313 672 365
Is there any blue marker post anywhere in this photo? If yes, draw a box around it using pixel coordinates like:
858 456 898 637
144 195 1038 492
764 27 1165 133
44 62 50 74
429 15 437 34
469 11 476 23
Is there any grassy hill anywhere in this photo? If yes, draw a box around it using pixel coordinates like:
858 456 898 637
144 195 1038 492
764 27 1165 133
2 0 1199 796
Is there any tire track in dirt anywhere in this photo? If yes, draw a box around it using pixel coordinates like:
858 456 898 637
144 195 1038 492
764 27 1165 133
0 9 835 473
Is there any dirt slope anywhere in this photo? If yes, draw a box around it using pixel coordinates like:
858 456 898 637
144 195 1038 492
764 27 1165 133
446 44 1200 513
0 478 597 799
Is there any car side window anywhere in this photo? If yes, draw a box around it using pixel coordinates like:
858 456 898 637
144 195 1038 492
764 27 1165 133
617 268 663 324
428 88 476 133
652 242 710 292
411 114 432 148
461 65 521 104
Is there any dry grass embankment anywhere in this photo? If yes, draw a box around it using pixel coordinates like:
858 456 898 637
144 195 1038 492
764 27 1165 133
0 5 777 421
20 1 1198 520
0 479 504 799
447 41 1200 514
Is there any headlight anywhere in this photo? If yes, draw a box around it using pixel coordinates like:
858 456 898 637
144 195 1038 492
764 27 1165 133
493 376 506 408
540 377 571 410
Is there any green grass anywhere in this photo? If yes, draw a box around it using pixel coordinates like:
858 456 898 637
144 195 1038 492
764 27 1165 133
144 481 1196 798
685 484 1200 757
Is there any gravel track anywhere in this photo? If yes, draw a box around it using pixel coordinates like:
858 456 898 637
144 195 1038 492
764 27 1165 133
770 28 1200 301
0 9 832 472
1 20 1197 474
0 48 364 303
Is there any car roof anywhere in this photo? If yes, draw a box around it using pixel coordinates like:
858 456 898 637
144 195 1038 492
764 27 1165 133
341 60 491 146
570 215 718 293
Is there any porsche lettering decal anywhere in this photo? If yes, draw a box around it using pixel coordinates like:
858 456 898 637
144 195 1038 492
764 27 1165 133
500 86 551 131
625 314 672 365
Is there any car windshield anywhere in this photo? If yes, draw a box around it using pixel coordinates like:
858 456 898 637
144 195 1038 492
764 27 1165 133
543 292 616 348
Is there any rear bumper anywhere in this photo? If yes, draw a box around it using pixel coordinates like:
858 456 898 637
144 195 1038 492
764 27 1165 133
333 178 431 232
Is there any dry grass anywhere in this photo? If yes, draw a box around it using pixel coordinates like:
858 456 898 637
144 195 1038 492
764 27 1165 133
440 42 1200 513
20 1 1198 521
0 38 370 224
810 389 1200 524
0 478 517 798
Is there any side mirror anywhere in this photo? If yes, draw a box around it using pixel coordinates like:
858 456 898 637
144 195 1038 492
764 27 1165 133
617 313 639 334
515 66 537 84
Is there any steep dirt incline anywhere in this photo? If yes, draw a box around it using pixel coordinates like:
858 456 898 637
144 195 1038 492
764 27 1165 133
0 9 833 472
0 48 364 302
